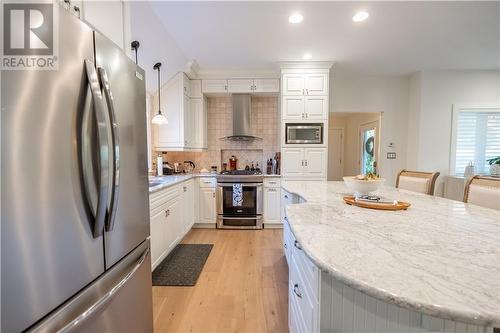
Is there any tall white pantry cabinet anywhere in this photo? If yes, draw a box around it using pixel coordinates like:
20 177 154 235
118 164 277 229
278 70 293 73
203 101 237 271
280 63 333 180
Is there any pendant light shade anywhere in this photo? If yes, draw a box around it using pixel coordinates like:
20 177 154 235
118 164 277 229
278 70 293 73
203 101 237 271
152 62 168 125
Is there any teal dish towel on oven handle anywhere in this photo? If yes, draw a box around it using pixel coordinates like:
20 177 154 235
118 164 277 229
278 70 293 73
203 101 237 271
233 184 243 206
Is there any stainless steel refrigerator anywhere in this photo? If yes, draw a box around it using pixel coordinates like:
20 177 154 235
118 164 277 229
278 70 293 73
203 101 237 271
1 4 153 332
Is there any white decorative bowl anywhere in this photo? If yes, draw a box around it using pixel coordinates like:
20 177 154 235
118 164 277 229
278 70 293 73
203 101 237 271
343 176 386 196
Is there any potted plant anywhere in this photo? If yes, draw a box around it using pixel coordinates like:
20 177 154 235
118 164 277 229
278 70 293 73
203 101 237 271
487 156 500 176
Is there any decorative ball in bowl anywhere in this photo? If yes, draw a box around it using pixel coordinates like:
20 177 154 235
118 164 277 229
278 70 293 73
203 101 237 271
343 175 386 196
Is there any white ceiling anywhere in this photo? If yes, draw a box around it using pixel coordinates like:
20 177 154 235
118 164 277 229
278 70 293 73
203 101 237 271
149 1 499 75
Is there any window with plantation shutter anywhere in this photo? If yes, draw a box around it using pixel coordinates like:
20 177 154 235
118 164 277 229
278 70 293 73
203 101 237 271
452 108 500 175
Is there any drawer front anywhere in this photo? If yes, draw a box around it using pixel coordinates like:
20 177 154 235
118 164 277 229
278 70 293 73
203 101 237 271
198 177 216 188
264 178 281 188
290 256 317 333
150 185 181 213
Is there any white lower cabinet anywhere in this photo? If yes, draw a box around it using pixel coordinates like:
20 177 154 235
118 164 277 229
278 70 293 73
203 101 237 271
198 177 217 226
282 148 327 179
264 187 281 225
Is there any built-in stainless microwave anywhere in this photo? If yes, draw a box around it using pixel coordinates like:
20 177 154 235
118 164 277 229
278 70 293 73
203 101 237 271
286 123 323 144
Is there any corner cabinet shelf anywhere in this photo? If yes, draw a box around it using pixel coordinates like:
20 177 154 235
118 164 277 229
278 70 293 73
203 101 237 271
153 73 207 151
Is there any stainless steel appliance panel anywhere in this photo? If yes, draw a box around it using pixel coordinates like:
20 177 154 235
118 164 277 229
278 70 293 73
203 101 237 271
29 240 153 333
1 8 105 332
94 32 150 268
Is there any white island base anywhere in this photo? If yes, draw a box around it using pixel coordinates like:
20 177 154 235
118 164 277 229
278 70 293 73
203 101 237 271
285 219 493 333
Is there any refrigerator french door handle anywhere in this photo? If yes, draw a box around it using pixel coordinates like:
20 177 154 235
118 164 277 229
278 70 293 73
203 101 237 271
97 67 120 232
84 59 110 238
51 247 149 333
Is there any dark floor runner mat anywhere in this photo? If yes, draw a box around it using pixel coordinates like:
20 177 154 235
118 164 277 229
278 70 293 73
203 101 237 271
152 244 213 286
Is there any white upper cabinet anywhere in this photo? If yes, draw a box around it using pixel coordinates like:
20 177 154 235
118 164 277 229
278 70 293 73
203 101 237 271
282 96 305 120
202 78 279 94
253 79 280 93
282 74 305 95
304 74 328 95
282 73 328 96
190 80 203 98
227 79 254 93
282 96 328 120
189 97 208 149
154 72 207 151
304 96 328 119
202 79 228 94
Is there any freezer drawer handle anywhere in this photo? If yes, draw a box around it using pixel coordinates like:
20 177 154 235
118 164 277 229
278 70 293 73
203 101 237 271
58 247 150 333
83 59 110 238
98 67 120 232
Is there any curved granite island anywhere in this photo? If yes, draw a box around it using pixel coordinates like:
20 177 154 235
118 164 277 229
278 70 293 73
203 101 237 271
281 180 499 333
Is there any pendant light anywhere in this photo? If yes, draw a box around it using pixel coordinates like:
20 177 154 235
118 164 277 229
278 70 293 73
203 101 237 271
151 62 168 125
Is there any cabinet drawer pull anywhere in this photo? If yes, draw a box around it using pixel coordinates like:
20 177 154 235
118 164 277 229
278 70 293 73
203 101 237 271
293 283 303 298
294 240 302 250
212 192 216 198
284 243 287 249
284 194 289 199
164 209 170 217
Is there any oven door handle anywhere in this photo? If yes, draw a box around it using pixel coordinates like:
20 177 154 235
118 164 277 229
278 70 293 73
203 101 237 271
220 216 262 220
217 183 263 187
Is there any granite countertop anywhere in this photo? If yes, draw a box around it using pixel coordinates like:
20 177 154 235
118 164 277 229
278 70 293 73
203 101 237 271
149 173 216 193
281 180 500 327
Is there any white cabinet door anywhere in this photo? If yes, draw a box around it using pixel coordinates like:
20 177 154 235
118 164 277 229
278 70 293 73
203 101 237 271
165 197 183 253
227 79 254 93
305 96 328 120
184 94 194 148
83 1 125 50
282 148 305 177
190 98 205 149
199 187 216 224
282 74 305 95
264 187 281 223
253 78 279 93
190 80 202 98
202 79 228 94
154 75 183 148
150 203 167 266
305 74 328 95
282 96 305 120
183 180 195 233
182 74 190 97
304 148 327 179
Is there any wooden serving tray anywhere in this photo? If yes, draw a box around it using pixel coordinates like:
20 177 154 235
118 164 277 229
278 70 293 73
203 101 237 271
343 196 411 211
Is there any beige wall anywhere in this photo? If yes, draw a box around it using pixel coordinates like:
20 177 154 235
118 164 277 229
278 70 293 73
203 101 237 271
329 113 381 178
152 96 279 172
330 69 410 186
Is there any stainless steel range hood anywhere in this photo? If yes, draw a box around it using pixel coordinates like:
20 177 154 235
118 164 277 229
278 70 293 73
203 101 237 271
221 94 262 141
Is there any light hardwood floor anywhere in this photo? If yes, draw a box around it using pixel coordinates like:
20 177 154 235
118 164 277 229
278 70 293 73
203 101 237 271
152 228 289 333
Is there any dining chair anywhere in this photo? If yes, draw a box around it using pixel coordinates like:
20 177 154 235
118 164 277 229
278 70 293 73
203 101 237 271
395 170 440 195
463 175 500 210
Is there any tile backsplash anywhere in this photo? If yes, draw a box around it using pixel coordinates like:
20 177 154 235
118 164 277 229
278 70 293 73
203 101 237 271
154 96 279 172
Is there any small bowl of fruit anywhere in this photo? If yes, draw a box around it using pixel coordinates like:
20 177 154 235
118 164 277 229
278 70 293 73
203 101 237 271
343 173 385 196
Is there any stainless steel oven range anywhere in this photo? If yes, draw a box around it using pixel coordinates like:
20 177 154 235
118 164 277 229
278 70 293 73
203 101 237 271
216 170 263 229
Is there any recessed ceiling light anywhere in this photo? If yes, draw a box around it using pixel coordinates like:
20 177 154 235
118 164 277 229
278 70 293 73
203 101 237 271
289 13 303 24
303 53 312 60
352 11 369 22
